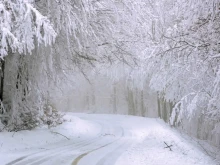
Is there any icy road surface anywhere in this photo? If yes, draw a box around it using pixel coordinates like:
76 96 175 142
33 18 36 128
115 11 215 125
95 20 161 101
0 113 218 165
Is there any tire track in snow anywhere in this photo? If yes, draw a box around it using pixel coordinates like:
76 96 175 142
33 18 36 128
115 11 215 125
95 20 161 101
6 137 99 165
6 116 130 165
46 122 123 165
71 138 120 165
11 118 117 165
29 137 109 165
95 141 131 165
29 121 117 165
25 137 106 165
71 126 125 165
89 120 134 165
95 127 134 165
6 120 106 165
36 122 124 165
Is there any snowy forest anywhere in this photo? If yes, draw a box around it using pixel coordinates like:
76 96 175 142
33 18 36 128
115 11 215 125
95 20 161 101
0 0 220 151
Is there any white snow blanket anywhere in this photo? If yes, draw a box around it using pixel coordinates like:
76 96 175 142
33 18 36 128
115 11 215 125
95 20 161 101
0 113 218 165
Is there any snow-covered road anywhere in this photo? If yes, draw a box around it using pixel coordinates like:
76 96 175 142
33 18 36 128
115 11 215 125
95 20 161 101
0 113 218 165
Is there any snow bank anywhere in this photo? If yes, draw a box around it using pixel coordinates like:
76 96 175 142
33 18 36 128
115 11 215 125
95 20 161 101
115 118 218 165
0 113 101 164
0 113 218 165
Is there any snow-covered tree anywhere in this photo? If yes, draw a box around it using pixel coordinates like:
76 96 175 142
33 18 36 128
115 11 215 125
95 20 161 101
0 0 147 130
0 0 56 57
0 0 56 130
133 0 220 145
0 0 219 150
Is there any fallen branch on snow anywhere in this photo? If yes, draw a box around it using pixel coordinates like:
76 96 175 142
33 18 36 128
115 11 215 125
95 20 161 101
50 131 70 140
164 142 173 151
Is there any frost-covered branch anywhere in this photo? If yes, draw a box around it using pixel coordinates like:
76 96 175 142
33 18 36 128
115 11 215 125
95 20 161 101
0 0 56 58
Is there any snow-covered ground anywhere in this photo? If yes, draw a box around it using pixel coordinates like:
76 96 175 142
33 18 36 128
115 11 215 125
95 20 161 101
0 113 219 165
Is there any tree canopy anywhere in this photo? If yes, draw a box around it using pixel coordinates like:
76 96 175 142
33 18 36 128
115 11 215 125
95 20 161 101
0 0 219 146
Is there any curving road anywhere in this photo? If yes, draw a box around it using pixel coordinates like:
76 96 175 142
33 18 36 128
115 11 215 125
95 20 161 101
5 114 135 165
2 114 217 165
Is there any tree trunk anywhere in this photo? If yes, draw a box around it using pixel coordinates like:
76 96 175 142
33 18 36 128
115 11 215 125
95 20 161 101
0 59 5 101
113 83 117 114
157 96 161 118
140 90 145 117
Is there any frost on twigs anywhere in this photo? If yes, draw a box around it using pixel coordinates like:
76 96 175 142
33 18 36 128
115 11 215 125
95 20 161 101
0 0 56 59
8 112 39 132
0 0 57 131
1 104 63 132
